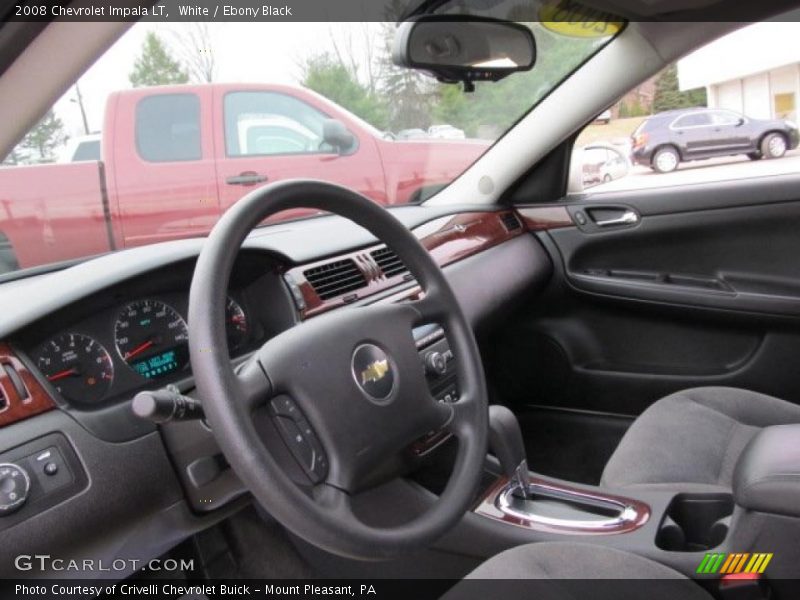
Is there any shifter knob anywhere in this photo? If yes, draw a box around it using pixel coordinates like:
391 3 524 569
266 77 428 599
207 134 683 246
488 405 531 496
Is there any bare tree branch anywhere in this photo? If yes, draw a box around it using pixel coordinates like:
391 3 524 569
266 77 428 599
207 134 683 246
169 23 217 83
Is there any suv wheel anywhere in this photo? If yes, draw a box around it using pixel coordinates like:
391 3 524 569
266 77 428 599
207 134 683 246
652 146 679 173
761 133 787 159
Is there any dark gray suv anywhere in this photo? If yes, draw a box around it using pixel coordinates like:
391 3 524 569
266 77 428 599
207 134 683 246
631 108 799 173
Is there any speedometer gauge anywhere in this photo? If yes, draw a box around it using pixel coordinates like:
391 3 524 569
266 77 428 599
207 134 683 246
35 333 114 404
114 300 189 380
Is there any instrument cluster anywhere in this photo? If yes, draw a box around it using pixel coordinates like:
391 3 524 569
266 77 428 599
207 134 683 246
30 294 253 408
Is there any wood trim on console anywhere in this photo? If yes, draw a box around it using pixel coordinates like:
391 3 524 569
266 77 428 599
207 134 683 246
517 205 574 231
285 211 525 319
474 475 651 536
0 343 56 427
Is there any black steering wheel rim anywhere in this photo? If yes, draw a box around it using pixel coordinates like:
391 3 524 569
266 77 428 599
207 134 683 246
189 179 488 559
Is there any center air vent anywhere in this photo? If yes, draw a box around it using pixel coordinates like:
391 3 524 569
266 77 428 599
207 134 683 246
370 247 408 279
500 211 522 232
303 259 367 300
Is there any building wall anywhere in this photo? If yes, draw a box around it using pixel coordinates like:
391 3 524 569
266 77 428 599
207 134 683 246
707 65 799 121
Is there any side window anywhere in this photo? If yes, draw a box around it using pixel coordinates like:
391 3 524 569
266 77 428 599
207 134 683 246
224 92 331 157
673 113 712 128
711 111 741 126
135 94 201 162
571 25 800 196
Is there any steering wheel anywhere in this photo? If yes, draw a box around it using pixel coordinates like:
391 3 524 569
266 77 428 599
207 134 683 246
189 180 488 560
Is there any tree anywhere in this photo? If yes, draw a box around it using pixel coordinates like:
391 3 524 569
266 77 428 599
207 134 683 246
170 23 216 83
301 53 389 129
4 109 68 165
129 31 189 88
653 64 707 113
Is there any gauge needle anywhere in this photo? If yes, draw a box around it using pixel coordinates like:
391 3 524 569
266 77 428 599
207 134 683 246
47 368 78 382
124 339 155 361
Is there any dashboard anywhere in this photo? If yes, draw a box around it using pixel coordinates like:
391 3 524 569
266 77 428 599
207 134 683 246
0 203 560 577
16 252 296 411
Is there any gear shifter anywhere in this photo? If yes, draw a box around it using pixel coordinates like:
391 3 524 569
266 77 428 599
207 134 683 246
488 405 531 498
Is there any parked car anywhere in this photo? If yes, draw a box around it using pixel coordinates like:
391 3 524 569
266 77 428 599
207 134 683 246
58 133 101 162
0 83 488 272
595 109 612 124
631 107 799 173
581 143 630 186
396 128 429 140
428 124 466 139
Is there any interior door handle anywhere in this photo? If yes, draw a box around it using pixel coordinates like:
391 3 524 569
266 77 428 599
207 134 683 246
226 172 268 186
594 210 639 227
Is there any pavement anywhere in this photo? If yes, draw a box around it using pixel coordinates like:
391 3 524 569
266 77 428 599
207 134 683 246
587 149 800 194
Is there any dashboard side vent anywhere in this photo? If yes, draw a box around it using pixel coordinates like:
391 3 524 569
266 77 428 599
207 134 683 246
370 247 408 279
500 211 522 232
303 259 367 300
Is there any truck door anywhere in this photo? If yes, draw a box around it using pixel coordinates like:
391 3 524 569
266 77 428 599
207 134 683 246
107 88 220 247
213 88 387 222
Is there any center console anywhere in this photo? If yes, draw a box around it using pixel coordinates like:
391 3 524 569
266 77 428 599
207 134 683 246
475 475 650 535
457 410 800 582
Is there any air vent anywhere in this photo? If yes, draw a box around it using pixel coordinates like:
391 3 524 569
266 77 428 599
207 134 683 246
370 247 408 279
0 385 6 411
303 259 367 300
500 211 522 232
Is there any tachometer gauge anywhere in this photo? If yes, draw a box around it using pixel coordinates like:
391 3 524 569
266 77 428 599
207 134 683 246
114 300 189 380
35 333 114 404
226 296 248 351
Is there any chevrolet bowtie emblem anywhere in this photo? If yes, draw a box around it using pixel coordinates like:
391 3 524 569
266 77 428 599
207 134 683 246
361 359 389 385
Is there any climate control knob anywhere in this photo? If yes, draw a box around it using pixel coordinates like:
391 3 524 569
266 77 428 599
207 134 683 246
0 463 30 516
425 351 448 376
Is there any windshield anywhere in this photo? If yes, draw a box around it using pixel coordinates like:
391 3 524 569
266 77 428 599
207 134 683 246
0 8 618 278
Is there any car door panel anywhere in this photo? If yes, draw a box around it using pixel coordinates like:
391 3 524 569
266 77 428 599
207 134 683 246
489 175 800 424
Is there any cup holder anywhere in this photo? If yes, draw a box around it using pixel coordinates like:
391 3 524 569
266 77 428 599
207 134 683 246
656 493 733 552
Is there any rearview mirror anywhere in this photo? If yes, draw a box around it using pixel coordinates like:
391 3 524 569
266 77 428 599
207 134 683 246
392 17 535 90
322 119 356 155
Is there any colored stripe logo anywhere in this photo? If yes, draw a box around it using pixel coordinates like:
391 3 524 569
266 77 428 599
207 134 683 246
696 553 773 574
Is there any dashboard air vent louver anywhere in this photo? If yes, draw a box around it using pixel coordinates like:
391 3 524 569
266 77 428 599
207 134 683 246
303 259 367 300
500 212 522 232
370 247 408 279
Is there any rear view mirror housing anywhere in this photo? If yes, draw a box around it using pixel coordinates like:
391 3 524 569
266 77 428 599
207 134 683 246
392 16 536 91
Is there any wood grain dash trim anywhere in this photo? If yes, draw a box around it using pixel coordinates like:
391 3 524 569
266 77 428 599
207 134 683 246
0 343 56 427
517 205 574 231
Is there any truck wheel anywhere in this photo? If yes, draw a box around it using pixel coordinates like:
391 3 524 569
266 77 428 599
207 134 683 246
747 152 762 161
761 133 787 159
0 235 19 275
652 146 679 173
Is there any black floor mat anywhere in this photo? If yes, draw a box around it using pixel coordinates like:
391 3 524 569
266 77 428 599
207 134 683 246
516 407 632 485
191 505 315 579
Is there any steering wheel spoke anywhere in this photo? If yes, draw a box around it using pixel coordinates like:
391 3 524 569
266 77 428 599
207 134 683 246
409 291 447 325
234 357 273 411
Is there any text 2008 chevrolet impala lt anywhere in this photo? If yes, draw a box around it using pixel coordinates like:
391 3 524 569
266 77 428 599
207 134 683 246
2 1 800 598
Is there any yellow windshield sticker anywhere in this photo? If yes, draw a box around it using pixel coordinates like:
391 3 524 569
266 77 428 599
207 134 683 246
539 1 624 38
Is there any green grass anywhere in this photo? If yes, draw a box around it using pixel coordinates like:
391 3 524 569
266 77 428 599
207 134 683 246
576 116 647 146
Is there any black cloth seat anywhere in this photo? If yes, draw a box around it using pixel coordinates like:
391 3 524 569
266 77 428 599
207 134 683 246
602 387 800 489
443 542 713 600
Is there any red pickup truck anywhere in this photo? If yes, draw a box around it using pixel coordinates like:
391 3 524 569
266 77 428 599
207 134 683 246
0 83 488 273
